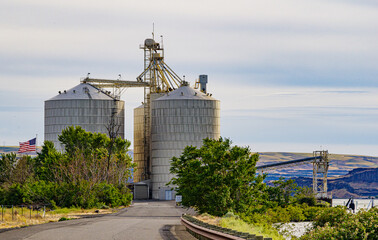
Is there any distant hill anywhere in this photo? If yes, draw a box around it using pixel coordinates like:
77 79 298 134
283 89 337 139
256 152 378 180
0 146 20 153
257 152 378 198
0 146 41 157
292 168 378 198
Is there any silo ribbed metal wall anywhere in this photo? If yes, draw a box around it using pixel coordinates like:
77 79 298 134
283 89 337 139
133 105 145 183
44 99 125 151
150 99 220 199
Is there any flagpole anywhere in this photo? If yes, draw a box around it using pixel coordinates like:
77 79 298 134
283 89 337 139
36 134 38 153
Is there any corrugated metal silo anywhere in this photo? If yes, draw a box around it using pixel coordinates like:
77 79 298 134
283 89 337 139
150 84 220 199
133 104 145 183
44 83 125 151
133 93 165 183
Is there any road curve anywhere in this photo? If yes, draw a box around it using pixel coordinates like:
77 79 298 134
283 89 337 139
0 201 196 240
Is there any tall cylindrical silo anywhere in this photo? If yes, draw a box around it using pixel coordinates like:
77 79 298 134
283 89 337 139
133 104 145 183
150 84 220 200
44 83 125 151
133 93 165 183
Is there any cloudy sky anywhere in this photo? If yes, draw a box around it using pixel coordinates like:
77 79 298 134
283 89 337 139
1 0 377 156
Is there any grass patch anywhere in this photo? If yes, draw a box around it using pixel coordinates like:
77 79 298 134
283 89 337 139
197 213 285 240
58 217 72 221
0 206 121 230
51 207 84 214
220 216 285 240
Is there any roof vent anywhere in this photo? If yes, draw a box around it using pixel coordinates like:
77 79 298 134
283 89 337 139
181 92 184 96
58 91 61 94
64 90 67 94
73 90 76 93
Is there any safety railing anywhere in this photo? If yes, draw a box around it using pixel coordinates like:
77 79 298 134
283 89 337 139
181 214 272 240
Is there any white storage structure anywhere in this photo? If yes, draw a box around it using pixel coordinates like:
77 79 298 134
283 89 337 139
44 83 125 151
150 84 220 199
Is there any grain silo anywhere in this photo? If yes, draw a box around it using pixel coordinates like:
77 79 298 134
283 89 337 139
133 104 145 183
150 82 220 200
133 93 165 185
44 83 125 151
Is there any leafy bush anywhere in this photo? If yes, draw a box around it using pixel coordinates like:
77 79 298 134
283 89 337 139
302 206 323 221
265 207 290 223
286 205 305 222
359 207 378 238
297 196 316 206
301 207 378 240
312 206 352 228
0 180 132 208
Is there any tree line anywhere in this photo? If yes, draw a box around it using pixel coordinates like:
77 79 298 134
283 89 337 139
169 137 377 239
0 126 133 208
169 137 317 218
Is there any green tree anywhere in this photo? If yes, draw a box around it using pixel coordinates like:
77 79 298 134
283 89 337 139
34 141 63 181
52 126 134 185
295 186 317 206
266 177 298 207
0 153 17 183
169 137 265 216
10 155 34 184
8 126 135 208
58 126 108 159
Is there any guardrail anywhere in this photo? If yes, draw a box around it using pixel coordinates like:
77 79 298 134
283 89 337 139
181 214 272 240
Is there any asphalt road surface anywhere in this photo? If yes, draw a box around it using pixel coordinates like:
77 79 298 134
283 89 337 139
0 201 196 240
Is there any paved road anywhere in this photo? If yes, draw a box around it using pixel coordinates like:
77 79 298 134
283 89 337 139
0 201 196 240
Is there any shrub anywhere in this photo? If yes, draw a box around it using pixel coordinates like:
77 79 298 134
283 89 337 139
297 196 316 206
302 206 323 221
266 207 290 223
358 207 378 239
0 180 132 209
313 206 352 228
301 206 378 240
286 205 305 222
239 211 269 225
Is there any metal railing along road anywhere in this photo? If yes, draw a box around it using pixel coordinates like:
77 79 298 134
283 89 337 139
181 214 273 240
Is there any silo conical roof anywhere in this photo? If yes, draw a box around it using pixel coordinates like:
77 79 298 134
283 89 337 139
47 83 114 101
154 85 216 101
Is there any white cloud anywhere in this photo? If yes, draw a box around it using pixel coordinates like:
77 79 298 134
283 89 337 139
0 0 377 156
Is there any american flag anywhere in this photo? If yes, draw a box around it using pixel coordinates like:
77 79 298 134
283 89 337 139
18 138 36 153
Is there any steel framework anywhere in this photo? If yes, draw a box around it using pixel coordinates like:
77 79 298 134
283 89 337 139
313 150 329 198
81 36 183 182
257 150 330 198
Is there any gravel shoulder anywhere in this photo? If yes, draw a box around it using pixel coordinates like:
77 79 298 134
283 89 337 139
275 222 313 240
